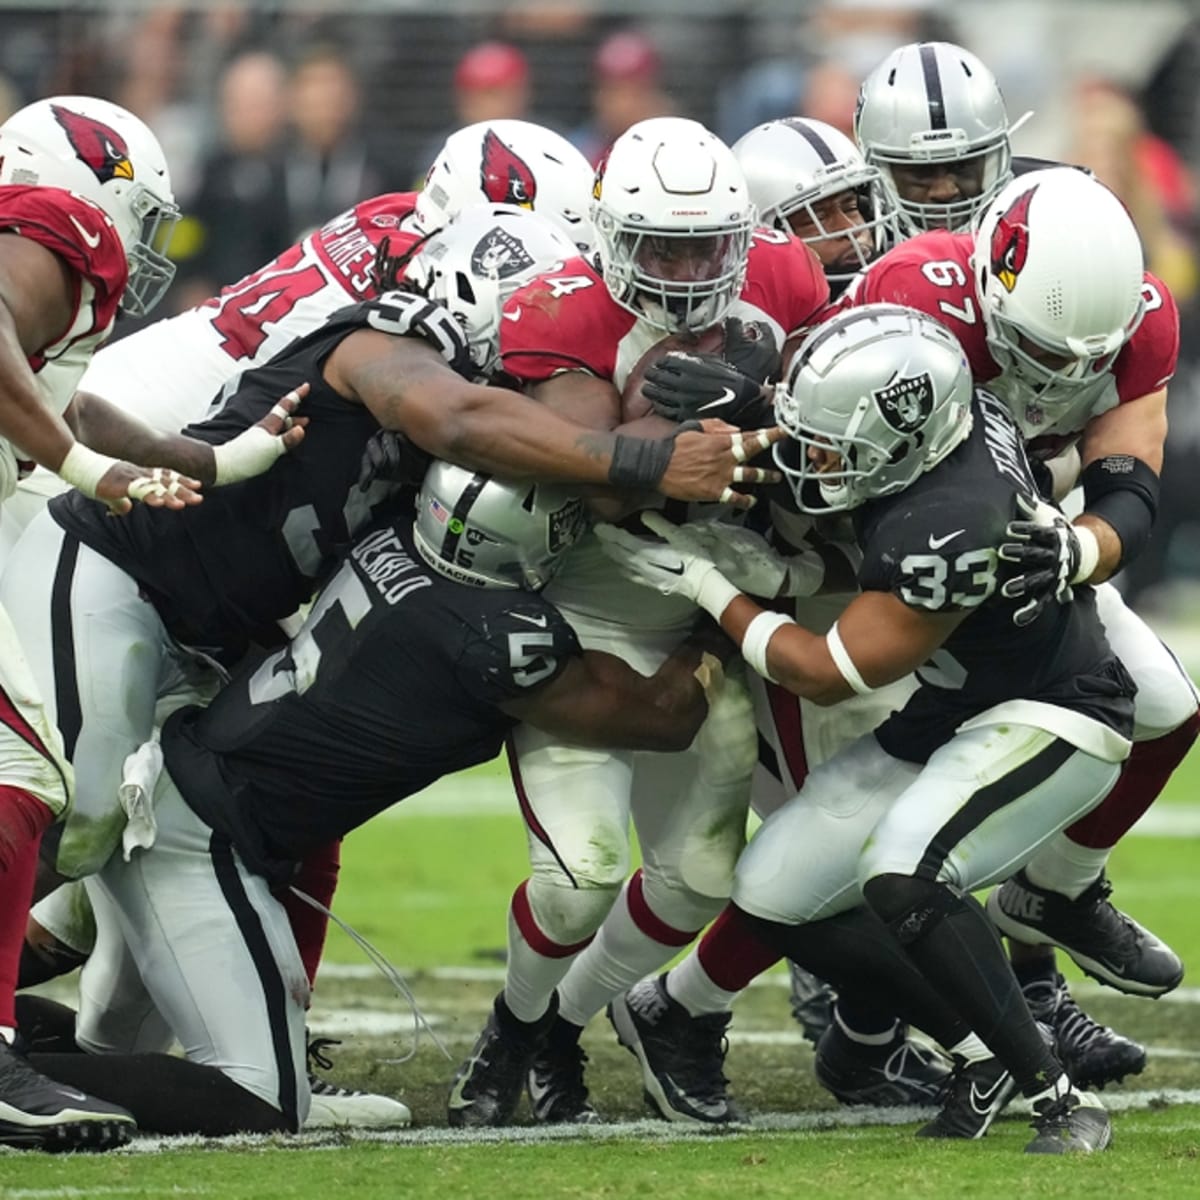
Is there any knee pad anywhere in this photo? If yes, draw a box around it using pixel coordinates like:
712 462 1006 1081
637 869 727 936
521 873 622 947
861 873 959 946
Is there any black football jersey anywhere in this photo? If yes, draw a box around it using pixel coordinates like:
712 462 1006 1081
160 518 581 882
49 295 448 657
856 390 1135 763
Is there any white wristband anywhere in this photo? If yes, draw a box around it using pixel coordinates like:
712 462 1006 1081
58 442 118 498
826 621 874 695
742 610 794 683
693 568 741 620
1071 525 1101 585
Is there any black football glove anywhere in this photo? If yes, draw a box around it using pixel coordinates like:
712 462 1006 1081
644 351 772 428
357 429 430 492
722 317 782 385
998 496 1086 627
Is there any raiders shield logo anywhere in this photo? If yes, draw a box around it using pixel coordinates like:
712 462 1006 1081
873 372 934 434
471 227 535 280
547 499 586 555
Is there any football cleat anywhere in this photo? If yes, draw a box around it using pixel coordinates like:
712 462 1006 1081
608 975 745 1126
0 1039 135 1152
305 1034 412 1129
1022 973 1146 1090
916 1054 1015 1140
1025 1086 1112 1154
988 870 1184 997
815 1019 951 1107
787 962 836 1047
448 992 557 1128
527 1019 602 1125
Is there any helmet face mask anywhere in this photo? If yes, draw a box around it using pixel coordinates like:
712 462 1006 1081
415 119 596 256
592 117 755 333
734 118 898 294
773 304 974 513
0 96 179 316
404 204 577 380
854 42 1017 236
413 460 587 590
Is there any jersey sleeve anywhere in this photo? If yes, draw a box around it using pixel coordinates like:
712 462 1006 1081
499 260 622 383
453 597 581 705
1113 272 1179 402
0 185 126 319
741 231 830 336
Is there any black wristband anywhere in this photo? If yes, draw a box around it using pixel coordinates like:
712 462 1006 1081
1081 454 1160 569
608 434 675 488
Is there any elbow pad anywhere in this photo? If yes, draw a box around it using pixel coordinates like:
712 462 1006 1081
1080 455 1160 569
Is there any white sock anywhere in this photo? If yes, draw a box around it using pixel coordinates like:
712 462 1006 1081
1026 1071 1072 1105
0 1026 14 1046
946 1032 992 1064
1024 834 1110 900
502 905 575 1025
664 950 742 1017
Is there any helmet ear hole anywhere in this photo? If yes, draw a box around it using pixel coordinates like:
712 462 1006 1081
455 272 476 305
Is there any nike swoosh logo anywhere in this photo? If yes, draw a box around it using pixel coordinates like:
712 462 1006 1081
68 215 101 249
502 307 521 322
659 562 685 576
969 1075 1009 1113
57 1087 91 1103
928 529 965 550
511 611 549 628
699 388 738 412
662 1073 727 1119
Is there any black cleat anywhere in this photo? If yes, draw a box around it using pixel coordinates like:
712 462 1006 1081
448 993 557 1128
0 1040 135 1152
527 1018 601 1125
1025 1087 1112 1154
787 962 836 1047
1023 973 1146 1090
608 975 744 1126
916 1055 1015 1140
988 870 1184 997
815 1020 951 1107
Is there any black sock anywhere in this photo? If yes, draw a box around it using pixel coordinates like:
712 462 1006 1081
14 995 80 1053
29 1051 290 1135
740 905 971 1049
865 874 1063 1095
833 995 898 1039
1009 944 1059 990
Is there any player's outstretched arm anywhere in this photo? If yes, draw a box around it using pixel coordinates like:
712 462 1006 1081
331 332 779 508
500 640 713 752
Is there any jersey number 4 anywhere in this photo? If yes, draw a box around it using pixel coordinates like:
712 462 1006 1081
208 245 327 356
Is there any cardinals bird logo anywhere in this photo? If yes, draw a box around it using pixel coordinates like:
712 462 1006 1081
990 184 1038 293
51 104 133 184
480 129 536 208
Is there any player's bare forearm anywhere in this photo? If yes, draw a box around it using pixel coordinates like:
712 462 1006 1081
0 303 75 472
67 392 218 482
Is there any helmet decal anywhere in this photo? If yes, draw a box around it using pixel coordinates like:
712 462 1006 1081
470 225 535 278
873 372 934 434
990 183 1038 293
480 128 536 208
51 103 133 184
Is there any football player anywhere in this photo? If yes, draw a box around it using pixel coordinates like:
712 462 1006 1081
0 94 239 1151
446 117 848 1130
20 458 726 1135
601 304 1126 1154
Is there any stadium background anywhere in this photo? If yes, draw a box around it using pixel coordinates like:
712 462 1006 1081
1 2 1199 1188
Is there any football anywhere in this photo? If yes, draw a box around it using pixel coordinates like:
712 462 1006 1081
620 322 727 422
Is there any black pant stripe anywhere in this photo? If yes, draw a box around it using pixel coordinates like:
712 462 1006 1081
914 737 1078 881
49 533 83 759
209 832 299 1130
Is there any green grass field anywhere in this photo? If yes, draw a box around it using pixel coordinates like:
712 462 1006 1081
2 719 1198 1198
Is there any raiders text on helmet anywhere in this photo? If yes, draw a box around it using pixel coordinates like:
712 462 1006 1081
774 303 974 512
0 95 179 315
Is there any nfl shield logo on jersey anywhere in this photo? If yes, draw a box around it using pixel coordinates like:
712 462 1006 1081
873 372 933 434
471 227 536 279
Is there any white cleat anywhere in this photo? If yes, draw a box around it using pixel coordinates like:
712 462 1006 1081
304 1075 412 1129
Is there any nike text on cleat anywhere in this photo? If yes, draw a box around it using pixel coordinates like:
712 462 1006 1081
1025 1088 1112 1154
448 992 558 1128
0 1040 135 1152
608 976 744 1126
1022 973 1146 1090
815 1020 950 1107
916 1055 1015 1140
987 869 1184 997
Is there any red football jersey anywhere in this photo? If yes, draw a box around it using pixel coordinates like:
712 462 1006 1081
841 230 1180 452
500 228 829 393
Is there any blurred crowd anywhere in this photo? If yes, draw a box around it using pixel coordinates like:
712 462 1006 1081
1 0 1199 605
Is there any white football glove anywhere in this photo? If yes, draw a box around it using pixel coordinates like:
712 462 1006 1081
641 511 824 599
594 521 741 617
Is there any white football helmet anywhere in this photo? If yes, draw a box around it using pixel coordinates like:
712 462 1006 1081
855 42 1027 237
404 204 577 380
0 95 179 315
415 119 595 256
413 459 587 590
774 303 974 513
591 117 755 334
733 117 897 294
973 168 1146 432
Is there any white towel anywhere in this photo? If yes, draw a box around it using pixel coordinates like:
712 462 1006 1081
119 740 164 860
